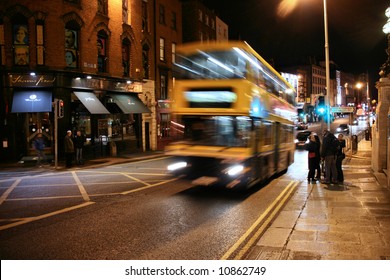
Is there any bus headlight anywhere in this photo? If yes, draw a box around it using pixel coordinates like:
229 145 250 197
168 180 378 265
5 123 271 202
226 165 244 176
167 161 188 171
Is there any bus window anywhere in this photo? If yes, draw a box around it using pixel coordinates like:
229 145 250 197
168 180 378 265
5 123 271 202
180 116 252 147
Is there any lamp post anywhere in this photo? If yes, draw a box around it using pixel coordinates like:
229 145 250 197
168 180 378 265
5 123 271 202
380 7 390 77
323 0 331 131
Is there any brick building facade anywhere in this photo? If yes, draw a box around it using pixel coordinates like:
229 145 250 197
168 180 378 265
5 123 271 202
0 0 166 162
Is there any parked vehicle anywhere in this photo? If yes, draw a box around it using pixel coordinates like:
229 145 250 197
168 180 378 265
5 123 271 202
295 122 308 130
336 123 349 134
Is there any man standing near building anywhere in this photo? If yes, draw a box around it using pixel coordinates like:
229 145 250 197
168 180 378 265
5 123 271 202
74 130 85 165
321 129 338 184
64 130 74 168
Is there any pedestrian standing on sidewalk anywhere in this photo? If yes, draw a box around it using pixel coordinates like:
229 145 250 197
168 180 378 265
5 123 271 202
305 133 320 183
336 133 346 183
64 130 74 168
313 134 322 181
74 130 85 165
33 133 46 166
321 129 338 184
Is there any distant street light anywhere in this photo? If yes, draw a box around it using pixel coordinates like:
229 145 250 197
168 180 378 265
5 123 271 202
356 82 363 107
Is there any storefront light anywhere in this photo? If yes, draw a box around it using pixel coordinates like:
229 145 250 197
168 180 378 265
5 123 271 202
86 75 92 79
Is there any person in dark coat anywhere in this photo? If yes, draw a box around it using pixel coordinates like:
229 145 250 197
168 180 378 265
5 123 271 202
336 133 346 183
74 130 85 165
33 133 46 166
64 130 74 168
313 134 322 181
305 133 320 182
321 129 338 184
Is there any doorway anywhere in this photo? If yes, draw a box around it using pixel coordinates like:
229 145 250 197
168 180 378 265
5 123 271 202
26 112 53 155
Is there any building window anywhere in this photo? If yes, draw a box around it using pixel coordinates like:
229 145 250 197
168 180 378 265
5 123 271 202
159 4 165 25
142 0 148 32
198 9 202 21
159 37 165 61
211 19 215 29
142 44 150 79
13 24 29 65
122 40 130 77
160 74 167 99
160 113 171 137
171 12 177 30
36 24 44 65
172 42 176 64
65 28 78 68
205 14 209 26
0 24 5 66
97 34 107 72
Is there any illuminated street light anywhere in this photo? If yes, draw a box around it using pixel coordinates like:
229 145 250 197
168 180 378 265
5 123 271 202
380 6 390 78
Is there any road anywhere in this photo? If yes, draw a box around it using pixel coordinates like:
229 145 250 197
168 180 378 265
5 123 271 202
0 117 369 260
0 154 304 260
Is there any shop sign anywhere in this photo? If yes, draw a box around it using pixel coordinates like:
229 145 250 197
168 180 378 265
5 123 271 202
114 82 143 93
10 74 56 87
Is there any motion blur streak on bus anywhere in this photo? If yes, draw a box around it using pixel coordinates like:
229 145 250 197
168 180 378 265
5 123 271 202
165 41 297 190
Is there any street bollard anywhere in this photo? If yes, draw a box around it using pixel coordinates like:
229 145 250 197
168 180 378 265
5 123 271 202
352 135 358 154
365 129 370 141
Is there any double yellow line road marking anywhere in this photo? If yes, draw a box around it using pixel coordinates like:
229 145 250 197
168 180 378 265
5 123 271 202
221 180 299 260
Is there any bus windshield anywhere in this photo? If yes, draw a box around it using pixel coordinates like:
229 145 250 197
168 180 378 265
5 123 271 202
173 116 253 148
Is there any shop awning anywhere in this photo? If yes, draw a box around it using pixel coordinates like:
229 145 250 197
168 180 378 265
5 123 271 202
74 91 110 114
110 94 151 114
11 90 52 113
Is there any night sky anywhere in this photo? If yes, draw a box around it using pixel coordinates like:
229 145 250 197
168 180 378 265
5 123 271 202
204 0 390 95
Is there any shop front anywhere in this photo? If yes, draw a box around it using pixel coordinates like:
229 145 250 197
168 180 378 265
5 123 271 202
69 77 152 158
4 73 155 162
8 74 56 160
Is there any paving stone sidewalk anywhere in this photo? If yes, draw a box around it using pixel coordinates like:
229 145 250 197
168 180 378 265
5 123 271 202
246 139 390 260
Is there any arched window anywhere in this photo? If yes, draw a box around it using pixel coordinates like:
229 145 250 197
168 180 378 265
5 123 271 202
142 44 150 79
65 27 78 68
13 17 29 66
97 31 108 73
122 39 130 77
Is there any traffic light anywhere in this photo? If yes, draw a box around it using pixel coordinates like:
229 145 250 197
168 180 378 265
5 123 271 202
317 96 325 115
58 99 64 118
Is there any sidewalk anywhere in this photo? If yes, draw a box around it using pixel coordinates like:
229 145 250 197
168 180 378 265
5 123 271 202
0 151 165 171
246 138 390 260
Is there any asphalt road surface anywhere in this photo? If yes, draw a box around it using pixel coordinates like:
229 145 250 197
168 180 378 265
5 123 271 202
0 156 304 260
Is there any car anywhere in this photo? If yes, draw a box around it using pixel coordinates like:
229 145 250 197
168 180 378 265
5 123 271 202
295 122 308 130
336 123 349 134
295 130 312 149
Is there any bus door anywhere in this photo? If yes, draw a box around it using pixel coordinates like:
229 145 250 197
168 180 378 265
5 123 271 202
274 122 281 172
252 119 263 181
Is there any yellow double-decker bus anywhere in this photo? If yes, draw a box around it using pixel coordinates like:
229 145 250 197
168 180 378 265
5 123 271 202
166 41 297 189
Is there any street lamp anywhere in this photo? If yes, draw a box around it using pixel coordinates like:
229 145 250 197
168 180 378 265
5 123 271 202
323 0 331 131
380 7 390 78
356 82 363 107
